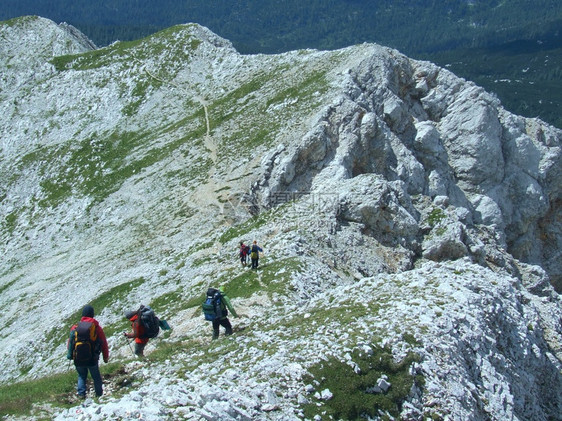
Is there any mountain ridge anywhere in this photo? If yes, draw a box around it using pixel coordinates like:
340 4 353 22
3 1 562 130
1 16 561 420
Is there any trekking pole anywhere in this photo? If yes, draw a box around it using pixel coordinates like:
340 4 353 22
124 334 135 356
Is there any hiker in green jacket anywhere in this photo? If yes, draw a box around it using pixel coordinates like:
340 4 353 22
211 287 238 339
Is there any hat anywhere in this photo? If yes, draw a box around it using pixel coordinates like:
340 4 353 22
125 310 136 320
82 305 94 318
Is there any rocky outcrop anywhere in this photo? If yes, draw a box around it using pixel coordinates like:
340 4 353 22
0 16 95 94
256 46 561 291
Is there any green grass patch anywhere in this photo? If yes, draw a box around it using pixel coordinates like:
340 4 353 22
280 301 380 339
4 212 18 234
426 208 445 227
0 362 126 417
50 24 202 73
30 111 207 209
122 79 160 116
210 64 330 160
220 270 261 299
150 278 209 321
149 287 191 318
401 333 422 347
0 278 18 296
259 257 305 296
303 347 422 420
264 69 329 110
213 256 305 300
0 370 77 416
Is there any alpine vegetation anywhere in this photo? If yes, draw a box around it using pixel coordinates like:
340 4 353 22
1 16 561 421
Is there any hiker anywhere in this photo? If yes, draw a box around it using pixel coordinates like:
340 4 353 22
203 286 238 339
123 306 154 357
239 241 250 266
250 240 263 269
67 305 109 399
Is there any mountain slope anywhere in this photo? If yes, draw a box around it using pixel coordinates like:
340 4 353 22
0 16 561 420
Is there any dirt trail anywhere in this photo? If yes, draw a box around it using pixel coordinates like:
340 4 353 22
138 64 227 214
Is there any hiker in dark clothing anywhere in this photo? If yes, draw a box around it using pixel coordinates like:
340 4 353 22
207 287 238 339
239 241 250 267
124 309 149 357
250 240 263 269
67 305 110 398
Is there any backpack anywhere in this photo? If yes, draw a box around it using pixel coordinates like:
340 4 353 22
138 305 160 339
202 288 222 321
72 321 98 366
250 244 259 259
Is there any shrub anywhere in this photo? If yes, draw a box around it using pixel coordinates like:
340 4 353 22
303 346 422 420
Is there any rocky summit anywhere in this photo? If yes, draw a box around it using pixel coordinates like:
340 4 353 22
1 16 561 421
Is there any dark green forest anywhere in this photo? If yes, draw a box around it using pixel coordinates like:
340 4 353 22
2 0 561 128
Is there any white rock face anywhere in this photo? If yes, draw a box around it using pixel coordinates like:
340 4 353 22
0 17 561 421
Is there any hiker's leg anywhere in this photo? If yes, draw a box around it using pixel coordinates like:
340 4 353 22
76 366 88 397
134 342 146 356
212 319 220 339
89 364 103 397
222 318 233 335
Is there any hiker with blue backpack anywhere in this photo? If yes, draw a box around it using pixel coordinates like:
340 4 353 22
66 305 110 399
202 287 238 339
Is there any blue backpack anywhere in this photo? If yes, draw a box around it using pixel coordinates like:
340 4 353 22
202 288 222 321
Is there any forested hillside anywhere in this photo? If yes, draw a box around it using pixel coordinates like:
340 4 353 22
423 35 562 129
1 0 561 127
3 0 561 53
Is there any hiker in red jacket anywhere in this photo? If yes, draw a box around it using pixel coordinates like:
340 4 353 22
124 310 149 357
239 241 250 267
66 304 110 398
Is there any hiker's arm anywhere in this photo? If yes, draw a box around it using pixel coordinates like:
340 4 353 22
66 329 74 360
97 326 110 363
223 295 238 318
124 319 139 338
